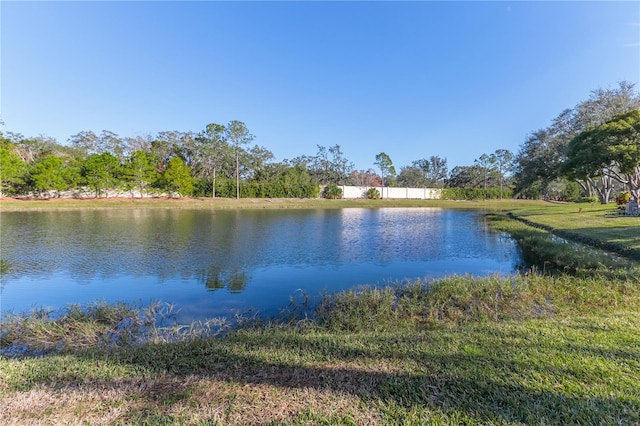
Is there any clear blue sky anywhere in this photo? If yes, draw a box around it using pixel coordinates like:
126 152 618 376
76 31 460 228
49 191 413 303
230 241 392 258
2 1 639 171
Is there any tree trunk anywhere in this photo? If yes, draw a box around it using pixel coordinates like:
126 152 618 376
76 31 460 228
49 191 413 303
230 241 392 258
600 175 613 204
576 179 591 197
628 168 640 201
212 166 217 199
604 166 640 202
236 150 240 200
483 170 487 200
592 175 613 204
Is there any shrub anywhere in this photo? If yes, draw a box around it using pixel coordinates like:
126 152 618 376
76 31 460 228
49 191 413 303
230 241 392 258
615 191 631 206
194 175 319 199
441 187 513 200
322 183 343 199
560 180 581 202
366 188 381 199
576 196 598 204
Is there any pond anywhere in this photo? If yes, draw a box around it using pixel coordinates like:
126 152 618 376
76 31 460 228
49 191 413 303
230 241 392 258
1 208 524 323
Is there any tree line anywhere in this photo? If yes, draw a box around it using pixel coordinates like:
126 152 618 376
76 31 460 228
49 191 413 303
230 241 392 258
0 119 518 199
0 121 318 199
7 80 635 202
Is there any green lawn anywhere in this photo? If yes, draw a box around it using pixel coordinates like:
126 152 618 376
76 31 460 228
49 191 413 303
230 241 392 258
508 202 640 257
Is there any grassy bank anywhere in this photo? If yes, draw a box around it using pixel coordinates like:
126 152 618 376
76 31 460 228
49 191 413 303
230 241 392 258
2 201 640 424
0 196 549 212
2 274 640 425
507 202 640 259
485 213 640 277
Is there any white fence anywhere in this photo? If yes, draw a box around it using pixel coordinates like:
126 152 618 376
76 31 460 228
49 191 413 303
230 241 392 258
339 186 442 200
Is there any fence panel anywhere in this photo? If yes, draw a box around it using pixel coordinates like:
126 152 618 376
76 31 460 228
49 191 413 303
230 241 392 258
339 186 442 200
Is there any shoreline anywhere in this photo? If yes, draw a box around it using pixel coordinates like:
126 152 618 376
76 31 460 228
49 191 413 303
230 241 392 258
0 196 551 212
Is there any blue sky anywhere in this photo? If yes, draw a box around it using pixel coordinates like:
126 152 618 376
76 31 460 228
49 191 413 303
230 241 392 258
2 1 638 171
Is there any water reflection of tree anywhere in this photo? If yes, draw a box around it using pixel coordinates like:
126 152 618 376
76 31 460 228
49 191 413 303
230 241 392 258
198 265 249 294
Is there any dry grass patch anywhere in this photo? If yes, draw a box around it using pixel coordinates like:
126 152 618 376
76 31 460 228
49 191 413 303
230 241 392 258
0 375 379 425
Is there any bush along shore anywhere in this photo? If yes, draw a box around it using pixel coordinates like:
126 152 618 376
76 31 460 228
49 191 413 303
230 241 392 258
2 210 640 424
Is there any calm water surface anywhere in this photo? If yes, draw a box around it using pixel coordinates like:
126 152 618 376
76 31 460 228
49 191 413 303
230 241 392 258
1 208 523 322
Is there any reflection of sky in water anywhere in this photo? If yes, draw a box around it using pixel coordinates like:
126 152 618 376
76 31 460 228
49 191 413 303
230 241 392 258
1 208 521 322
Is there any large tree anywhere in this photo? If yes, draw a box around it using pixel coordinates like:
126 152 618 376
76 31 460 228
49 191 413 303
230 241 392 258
0 143 27 196
69 131 99 156
273 164 319 198
198 123 230 198
122 150 157 198
151 131 182 171
374 152 396 198
82 152 121 198
7 134 65 164
326 144 354 185
293 145 354 185
515 82 640 202
564 110 640 201
99 130 125 161
474 153 495 200
123 134 154 154
448 165 498 189
171 132 200 169
69 130 124 158
163 157 194 197
412 156 448 188
396 166 429 188
245 145 275 181
225 120 254 199
490 149 514 200
29 155 68 197
514 129 564 198
348 169 381 187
